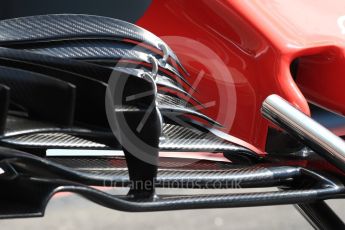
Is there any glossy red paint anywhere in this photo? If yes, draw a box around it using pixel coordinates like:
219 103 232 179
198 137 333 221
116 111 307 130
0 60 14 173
137 0 345 152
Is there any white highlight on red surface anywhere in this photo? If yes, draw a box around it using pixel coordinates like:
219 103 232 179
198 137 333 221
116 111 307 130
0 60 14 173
337 15 345 34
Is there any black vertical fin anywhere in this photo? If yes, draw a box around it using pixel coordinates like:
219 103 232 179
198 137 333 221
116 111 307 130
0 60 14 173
108 72 161 199
0 84 9 134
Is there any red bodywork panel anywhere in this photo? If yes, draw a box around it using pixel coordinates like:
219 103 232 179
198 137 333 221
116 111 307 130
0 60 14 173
137 0 345 152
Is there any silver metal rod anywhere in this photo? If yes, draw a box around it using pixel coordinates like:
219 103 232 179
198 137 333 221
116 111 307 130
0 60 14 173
262 94 345 173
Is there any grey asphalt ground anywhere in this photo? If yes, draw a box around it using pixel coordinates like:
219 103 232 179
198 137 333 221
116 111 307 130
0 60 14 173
1 188 344 230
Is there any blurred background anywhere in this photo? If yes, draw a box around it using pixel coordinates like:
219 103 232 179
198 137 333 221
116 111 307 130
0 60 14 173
2 188 345 230
0 0 152 22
